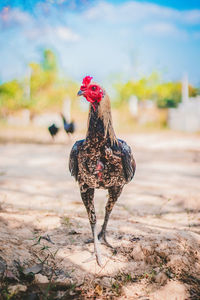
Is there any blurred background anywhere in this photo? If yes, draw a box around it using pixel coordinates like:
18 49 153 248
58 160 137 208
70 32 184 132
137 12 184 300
0 0 200 139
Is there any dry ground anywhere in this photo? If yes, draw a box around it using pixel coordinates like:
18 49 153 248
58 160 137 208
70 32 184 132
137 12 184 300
0 131 200 299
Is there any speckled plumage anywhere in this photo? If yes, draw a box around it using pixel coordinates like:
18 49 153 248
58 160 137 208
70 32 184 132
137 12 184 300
69 95 135 191
69 85 136 266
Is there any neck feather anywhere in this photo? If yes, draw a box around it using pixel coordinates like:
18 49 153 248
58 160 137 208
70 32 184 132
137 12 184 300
86 94 118 145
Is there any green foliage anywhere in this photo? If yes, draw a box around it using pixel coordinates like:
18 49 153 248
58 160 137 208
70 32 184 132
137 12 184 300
0 80 24 113
189 85 199 97
156 83 198 108
42 49 57 72
114 72 159 106
0 49 79 115
113 72 198 109
156 82 181 108
0 52 199 116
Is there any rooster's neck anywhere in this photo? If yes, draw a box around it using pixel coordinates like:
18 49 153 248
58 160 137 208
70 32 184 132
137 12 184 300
86 94 118 145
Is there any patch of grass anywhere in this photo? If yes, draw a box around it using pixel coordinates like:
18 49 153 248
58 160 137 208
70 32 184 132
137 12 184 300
114 272 140 284
112 281 122 295
143 269 157 281
109 271 143 297
62 216 72 228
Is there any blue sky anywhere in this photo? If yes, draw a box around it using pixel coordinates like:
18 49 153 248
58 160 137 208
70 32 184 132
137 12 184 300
0 0 200 86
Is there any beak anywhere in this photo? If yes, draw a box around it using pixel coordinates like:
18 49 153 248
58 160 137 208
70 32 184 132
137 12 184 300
77 90 84 96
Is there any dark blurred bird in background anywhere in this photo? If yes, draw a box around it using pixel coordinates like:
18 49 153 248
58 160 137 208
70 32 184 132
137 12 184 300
69 76 136 266
48 123 59 139
61 113 75 136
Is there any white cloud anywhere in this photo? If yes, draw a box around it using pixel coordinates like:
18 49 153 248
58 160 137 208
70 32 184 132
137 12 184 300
0 7 80 43
84 1 178 23
25 24 80 43
56 26 80 41
0 7 31 28
84 1 200 26
84 2 116 21
117 2 178 22
143 22 188 39
1 1 200 84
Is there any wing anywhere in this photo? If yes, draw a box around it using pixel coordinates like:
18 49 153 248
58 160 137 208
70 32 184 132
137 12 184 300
118 139 136 183
69 139 84 181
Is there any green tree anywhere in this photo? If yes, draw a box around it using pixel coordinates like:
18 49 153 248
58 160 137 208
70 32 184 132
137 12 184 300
156 82 198 108
114 72 159 105
0 49 78 115
114 73 198 109
0 80 24 114
156 82 181 108
42 49 57 72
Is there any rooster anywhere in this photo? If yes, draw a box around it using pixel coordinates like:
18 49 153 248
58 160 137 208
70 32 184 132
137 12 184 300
61 113 75 136
69 76 136 266
48 123 59 139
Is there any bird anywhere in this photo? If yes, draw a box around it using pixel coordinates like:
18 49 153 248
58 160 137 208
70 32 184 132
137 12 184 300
69 76 136 266
48 123 59 139
61 113 75 136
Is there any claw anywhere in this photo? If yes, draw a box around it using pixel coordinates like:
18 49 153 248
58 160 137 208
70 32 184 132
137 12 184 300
96 253 103 267
84 224 104 267
101 238 113 249
85 236 113 248
94 236 103 266
98 232 114 249
86 233 114 248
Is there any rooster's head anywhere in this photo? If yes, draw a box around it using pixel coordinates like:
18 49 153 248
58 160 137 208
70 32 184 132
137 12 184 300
77 76 104 111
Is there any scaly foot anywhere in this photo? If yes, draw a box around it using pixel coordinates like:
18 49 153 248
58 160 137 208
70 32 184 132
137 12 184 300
98 232 114 249
85 235 113 248
85 231 115 249
83 236 103 266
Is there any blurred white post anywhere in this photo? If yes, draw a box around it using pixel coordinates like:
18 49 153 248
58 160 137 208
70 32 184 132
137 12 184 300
182 73 189 103
24 66 31 100
129 95 138 117
63 97 71 121
169 73 200 132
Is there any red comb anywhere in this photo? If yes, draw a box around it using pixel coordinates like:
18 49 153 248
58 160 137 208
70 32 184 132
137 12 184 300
82 76 93 86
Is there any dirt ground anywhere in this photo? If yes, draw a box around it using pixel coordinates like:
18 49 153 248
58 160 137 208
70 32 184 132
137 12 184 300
0 131 200 299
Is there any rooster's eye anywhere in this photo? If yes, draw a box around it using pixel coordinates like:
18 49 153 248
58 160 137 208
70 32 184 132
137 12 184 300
91 86 97 91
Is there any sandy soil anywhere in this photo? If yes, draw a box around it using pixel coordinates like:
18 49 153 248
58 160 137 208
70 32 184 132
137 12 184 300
0 131 200 299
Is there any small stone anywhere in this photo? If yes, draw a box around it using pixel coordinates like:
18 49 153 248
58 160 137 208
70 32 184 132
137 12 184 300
8 284 27 294
154 267 160 273
56 291 66 299
54 277 72 286
23 263 43 275
169 255 185 266
154 272 168 285
157 242 169 251
142 245 154 256
100 277 112 288
4 270 19 281
34 274 49 284
131 244 145 261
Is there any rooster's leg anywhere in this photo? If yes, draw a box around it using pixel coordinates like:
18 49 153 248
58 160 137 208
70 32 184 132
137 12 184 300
80 187 103 267
98 186 123 248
